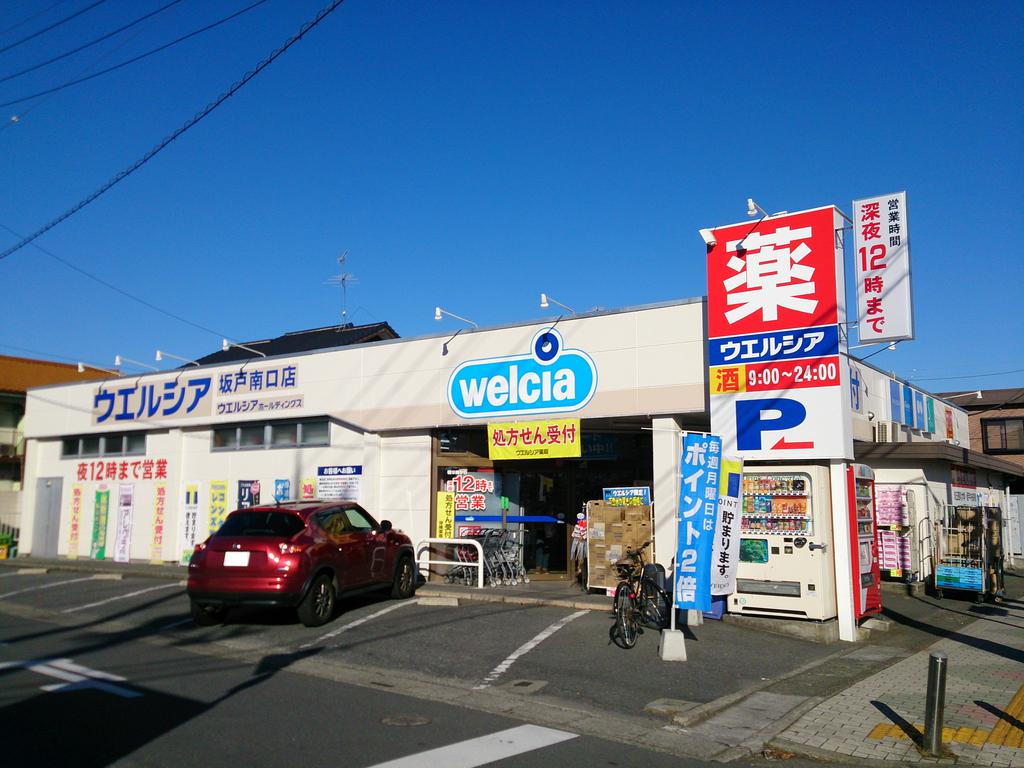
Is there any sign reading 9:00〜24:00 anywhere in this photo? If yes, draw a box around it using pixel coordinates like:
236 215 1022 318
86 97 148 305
710 356 842 395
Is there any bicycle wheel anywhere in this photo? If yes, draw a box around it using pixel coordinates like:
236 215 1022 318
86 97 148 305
640 578 668 629
614 581 639 649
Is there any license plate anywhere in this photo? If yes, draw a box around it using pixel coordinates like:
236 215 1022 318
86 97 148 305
223 551 250 567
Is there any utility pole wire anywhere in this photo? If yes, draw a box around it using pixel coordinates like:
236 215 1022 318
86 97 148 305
0 0 68 38
0 222 231 339
0 0 272 108
0 0 347 264
0 0 109 55
0 0 186 85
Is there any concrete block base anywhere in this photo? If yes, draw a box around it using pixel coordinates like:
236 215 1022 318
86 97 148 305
658 629 688 661
722 613 841 644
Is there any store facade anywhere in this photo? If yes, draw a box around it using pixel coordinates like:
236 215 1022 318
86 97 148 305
20 299 706 568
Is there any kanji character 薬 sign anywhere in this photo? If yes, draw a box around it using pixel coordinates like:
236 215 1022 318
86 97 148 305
704 206 853 461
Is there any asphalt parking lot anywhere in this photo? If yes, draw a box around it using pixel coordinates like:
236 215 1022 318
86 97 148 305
0 569 840 721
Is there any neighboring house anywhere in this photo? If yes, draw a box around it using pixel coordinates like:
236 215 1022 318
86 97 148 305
939 388 1024 493
0 355 110 552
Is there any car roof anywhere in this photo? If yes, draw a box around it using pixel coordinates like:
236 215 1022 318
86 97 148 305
228 500 361 520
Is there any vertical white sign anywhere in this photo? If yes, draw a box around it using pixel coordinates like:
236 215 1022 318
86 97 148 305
114 484 134 563
853 191 914 343
710 457 744 595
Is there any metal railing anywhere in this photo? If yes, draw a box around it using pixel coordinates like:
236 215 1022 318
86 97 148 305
415 538 484 589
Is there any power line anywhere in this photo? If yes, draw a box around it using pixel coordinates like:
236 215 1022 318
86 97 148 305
0 0 186 85
0 0 347 264
0 222 231 339
0 0 109 56
0 0 272 108
1 20 151 135
909 367 1024 382
0 0 69 38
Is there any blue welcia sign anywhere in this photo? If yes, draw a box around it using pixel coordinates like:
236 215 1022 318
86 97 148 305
447 328 598 419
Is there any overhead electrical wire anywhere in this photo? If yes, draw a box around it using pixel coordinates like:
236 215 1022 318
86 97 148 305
0 0 109 56
0 0 347 264
1 22 150 134
0 0 187 85
0 0 272 108
909 367 1024 382
0 0 69 38
0 222 231 339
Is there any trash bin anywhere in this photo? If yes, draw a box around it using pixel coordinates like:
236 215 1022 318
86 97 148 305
0 533 12 559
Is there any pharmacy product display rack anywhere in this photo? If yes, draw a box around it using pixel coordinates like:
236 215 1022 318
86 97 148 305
875 486 914 582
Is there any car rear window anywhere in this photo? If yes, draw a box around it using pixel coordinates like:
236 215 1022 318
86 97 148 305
216 511 305 538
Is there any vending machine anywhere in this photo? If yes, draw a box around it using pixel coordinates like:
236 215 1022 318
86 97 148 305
730 464 838 621
847 464 882 618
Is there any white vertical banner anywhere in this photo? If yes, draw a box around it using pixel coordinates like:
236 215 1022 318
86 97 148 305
114 484 135 563
179 483 200 565
710 457 744 595
852 191 913 343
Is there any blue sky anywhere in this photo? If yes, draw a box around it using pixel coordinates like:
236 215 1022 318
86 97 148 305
1 1 1021 392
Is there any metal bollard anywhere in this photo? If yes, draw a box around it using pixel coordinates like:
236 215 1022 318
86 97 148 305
923 651 948 756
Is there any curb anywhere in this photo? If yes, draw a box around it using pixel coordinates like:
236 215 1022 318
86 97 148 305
767 736 957 766
0 558 184 582
415 586 608 612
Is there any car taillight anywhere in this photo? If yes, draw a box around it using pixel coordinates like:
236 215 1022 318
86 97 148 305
278 542 307 555
193 541 207 553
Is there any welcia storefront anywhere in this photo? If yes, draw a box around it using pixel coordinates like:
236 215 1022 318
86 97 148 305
431 421 653 574
19 300 708 568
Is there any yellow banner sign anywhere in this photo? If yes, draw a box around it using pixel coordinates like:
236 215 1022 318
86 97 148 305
436 492 455 539
487 418 581 460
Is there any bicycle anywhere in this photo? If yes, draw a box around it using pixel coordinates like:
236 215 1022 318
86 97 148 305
611 541 670 649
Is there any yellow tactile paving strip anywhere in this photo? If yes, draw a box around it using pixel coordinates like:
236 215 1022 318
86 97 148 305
868 681 1024 749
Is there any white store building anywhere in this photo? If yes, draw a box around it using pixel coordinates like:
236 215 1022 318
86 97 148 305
18 299 1020 638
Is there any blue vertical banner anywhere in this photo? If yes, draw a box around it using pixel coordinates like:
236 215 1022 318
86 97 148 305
889 380 903 424
903 385 915 427
676 433 723 612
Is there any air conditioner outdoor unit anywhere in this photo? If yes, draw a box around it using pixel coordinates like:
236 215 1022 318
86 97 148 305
874 421 903 444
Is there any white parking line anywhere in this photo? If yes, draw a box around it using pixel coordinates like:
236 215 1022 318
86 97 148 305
60 582 181 613
298 600 420 649
0 576 98 600
474 609 588 689
364 724 577 768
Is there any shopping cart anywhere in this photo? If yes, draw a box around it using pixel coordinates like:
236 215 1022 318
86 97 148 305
447 530 529 587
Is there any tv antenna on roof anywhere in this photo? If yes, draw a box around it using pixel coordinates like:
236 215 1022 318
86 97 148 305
326 251 358 321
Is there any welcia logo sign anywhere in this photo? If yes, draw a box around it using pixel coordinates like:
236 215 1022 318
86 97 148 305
447 328 598 419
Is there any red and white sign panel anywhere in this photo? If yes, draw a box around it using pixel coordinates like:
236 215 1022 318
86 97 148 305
852 191 913 343
706 207 842 339
705 206 853 460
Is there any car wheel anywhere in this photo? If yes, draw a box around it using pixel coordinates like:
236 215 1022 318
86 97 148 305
190 598 227 626
297 574 336 627
390 555 416 599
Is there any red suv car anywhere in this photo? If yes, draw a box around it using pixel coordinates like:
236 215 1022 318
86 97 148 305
187 501 416 627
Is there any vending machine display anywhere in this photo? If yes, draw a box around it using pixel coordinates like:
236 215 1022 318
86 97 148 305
741 475 812 535
847 464 882 619
731 465 837 622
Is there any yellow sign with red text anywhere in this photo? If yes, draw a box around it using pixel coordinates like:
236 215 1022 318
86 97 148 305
487 418 581 460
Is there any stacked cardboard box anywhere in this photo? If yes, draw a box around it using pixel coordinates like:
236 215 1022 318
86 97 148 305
586 500 653 590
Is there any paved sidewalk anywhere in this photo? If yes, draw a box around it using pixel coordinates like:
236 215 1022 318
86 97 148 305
774 583 1024 766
